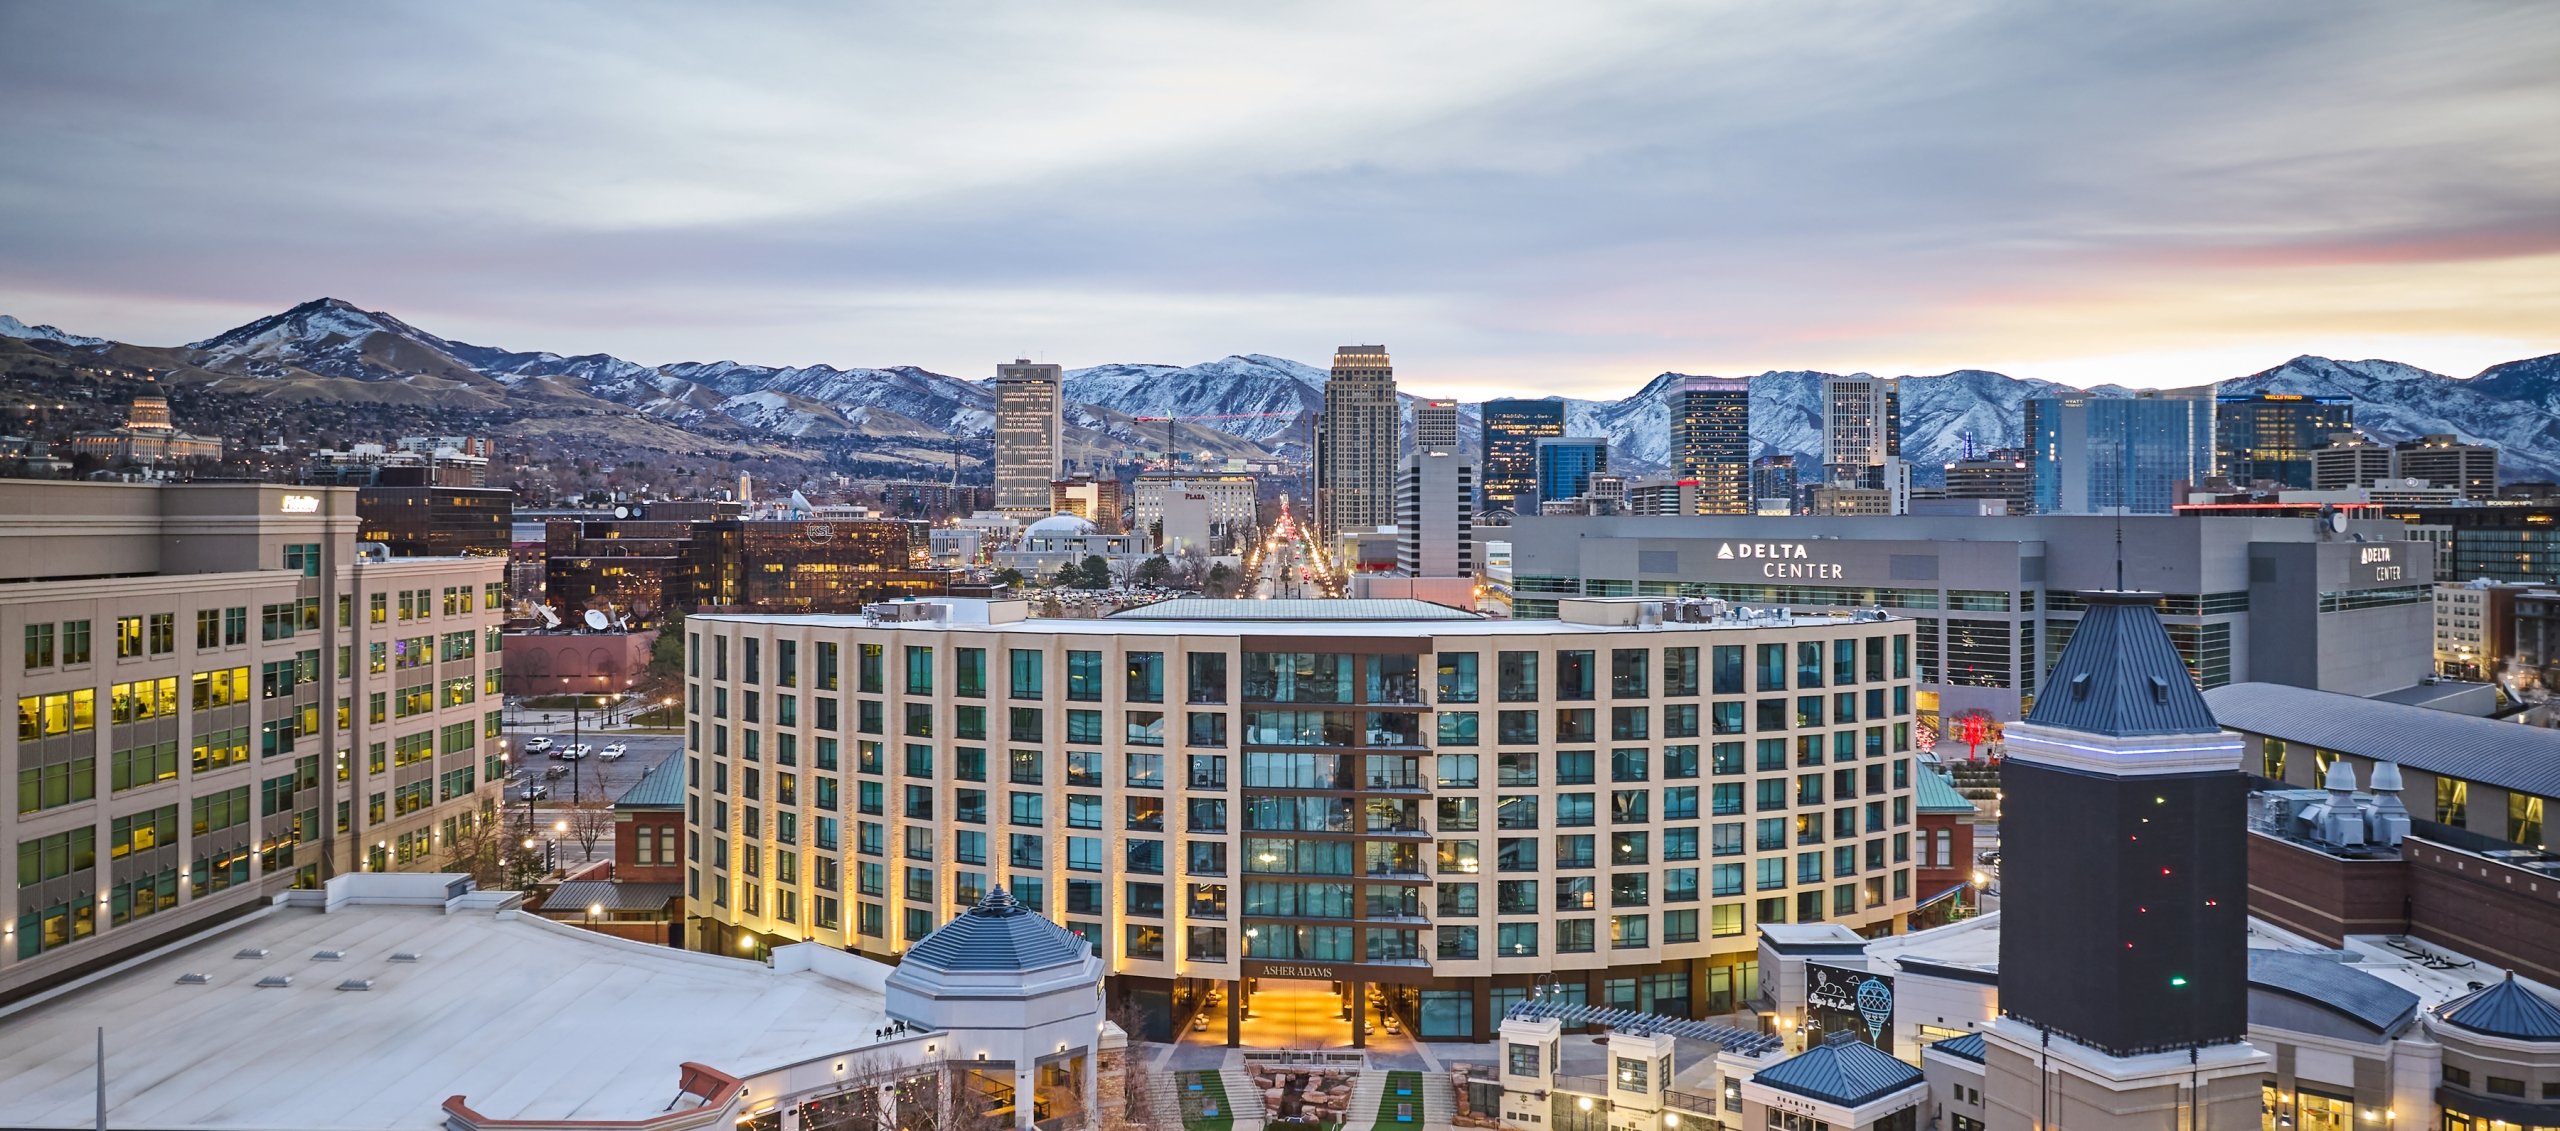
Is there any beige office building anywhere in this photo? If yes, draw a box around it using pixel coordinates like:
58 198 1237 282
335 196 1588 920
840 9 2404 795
3 481 504 1003
993 360 1064 514
1316 346 1399 545
681 596 1921 1043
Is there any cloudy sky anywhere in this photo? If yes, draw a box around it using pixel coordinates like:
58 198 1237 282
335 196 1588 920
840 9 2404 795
1 2 2554 398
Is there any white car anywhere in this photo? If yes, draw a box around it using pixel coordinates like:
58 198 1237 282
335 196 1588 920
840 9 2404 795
522 736 554 753
561 744 593 760
600 743 628 760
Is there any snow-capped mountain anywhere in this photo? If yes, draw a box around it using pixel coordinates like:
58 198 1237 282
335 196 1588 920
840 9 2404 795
41 297 2560 485
1064 355 1331 446
187 297 502 386
2221 356 2560 482
0 315 108 347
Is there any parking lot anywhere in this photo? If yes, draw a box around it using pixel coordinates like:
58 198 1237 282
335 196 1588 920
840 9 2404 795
500 714 682 807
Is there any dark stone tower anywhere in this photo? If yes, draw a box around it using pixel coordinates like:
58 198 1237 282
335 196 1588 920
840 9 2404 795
1982 591 2266 1130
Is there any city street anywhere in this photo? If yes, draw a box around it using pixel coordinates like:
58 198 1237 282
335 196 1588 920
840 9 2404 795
1245 501 1342 600
499 699 683 810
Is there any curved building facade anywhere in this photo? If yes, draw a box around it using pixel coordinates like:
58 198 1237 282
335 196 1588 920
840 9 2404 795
682 596 1922 1042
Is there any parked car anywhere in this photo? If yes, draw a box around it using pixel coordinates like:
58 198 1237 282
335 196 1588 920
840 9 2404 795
523 736 554 753
522 785 550 801
543 765 569 779
600 743 628 760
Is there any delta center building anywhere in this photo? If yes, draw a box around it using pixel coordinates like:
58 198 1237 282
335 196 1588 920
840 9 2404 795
681 597 1924 1043
1504 512 2435 732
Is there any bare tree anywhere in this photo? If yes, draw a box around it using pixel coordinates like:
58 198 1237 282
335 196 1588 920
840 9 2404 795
567 798 614 864
1105 1002 1155 1131
442 805 512 889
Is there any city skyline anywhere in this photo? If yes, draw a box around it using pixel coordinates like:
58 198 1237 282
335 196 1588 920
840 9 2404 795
2 4 2555 398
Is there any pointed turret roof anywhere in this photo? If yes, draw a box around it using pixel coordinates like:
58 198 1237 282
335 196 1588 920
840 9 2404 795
897 886 1092 975
2436 973 2560 1041
2023 591 2219 738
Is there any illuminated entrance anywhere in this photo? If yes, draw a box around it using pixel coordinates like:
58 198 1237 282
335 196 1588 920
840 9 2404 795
1190 964 1426 1051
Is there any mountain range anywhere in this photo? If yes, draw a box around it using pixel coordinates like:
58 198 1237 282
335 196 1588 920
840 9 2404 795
7 296 2560 483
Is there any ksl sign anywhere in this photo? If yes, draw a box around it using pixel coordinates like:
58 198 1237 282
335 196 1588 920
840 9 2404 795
1717 541 1845 579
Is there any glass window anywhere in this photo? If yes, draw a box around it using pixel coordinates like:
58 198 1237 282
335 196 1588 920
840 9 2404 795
1186 652 1227 704
1437 653 1480 703
1497 651 1539 702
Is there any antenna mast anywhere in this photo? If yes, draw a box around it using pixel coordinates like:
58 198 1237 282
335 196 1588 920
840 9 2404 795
2115 517 2125 591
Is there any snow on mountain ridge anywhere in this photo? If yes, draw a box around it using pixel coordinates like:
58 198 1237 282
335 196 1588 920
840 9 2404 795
131 298 2560 483
0 315 108 347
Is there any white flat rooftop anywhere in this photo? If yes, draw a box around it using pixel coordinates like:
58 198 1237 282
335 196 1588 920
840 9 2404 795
696 607 1887 639
0 904 893 1131
1867 911 2549 1017
1866 910 2003 974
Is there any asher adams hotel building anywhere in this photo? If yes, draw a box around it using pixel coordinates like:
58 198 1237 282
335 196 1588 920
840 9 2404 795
683 596 1923 1043
3 481 506 1004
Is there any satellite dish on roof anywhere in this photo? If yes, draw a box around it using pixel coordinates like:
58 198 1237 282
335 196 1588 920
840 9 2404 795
537 605 562 630
583 609 610 631
613 504 631 519
2328 508 2348 535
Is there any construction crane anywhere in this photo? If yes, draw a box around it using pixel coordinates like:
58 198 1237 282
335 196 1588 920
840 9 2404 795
1131 411 1295 471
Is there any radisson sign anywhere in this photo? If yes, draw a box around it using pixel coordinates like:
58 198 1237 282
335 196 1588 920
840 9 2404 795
1716 541 1844 579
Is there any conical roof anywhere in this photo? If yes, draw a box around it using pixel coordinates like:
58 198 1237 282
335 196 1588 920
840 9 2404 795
2023 591 2219 738
2436 973 2560 1041
899 886 1093 975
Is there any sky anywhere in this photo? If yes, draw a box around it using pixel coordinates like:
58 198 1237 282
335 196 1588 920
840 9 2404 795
0 1 2555 399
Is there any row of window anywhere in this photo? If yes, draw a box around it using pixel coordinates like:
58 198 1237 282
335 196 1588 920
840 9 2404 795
695 689 1911 757
694 636 1916 706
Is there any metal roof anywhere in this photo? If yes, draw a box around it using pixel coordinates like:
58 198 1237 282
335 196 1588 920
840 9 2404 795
2204 682 2560 801
545 880 683 913
1925 1032 1986 1063
2247 949 2420 1034
1754 1032 1925 1108
1108 598 1479 621
897 887 1093 975
2024 591 2221 737
1914 768 1977 815
1501 996 1781 1056
2435 975 2560 1041
613 757 685 810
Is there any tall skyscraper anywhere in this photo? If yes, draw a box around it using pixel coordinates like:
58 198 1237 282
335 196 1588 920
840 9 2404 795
1413 398 1461 452
1479 398 1565 512
2026 390 2214 515
1316 345 1399 544
1670 377 1752 515
1533 436 1609 505
993 360 1063 513
1986 590 2266 1128
1395 449 1475 577
1820 375 1900 481
1750 454 1800 514
1942 447 2033 514
2214 393 2352 489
